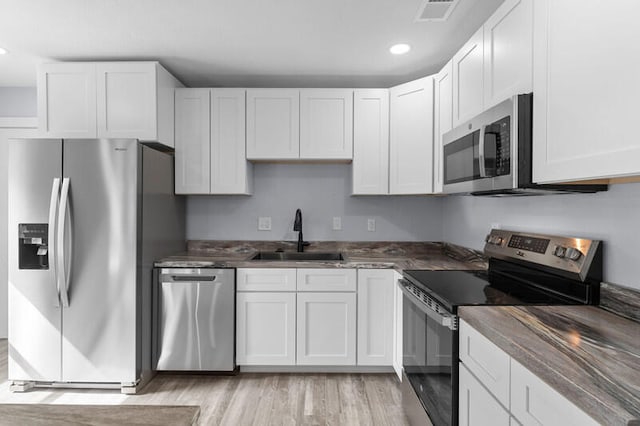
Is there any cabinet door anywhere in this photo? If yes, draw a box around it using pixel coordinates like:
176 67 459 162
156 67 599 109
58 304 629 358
483 0 533 108
236 292 296 365
510 358 599 426
246 89 300 159
389 76 434 194
174 88 210 194
433 61 453 194
459 320 511 407
357 269 394 366
453 27 484 126
211 89 252 194
296 269 357 292
300 89 353 159
533 0 640 183
459 363 510 426
96 62 157 140
37 62 97 138
352 89 390 194
392 272 403 381
297 292 356 365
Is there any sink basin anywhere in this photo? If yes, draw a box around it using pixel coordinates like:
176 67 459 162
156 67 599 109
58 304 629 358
251 252 344 261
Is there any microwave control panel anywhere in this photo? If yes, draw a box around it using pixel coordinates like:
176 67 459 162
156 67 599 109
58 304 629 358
484 116 511 176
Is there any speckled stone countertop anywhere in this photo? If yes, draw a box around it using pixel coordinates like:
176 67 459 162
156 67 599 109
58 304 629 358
459 304 640 425
154 240 488 271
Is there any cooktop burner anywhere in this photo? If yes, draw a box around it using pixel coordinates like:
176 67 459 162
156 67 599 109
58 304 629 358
402 269 584 312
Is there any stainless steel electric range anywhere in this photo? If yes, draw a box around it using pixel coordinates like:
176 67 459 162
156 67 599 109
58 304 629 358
399 229 602 426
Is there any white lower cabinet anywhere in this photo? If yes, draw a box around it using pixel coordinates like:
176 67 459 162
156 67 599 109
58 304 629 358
296 292 357 366
459 363 510 426
510 359 599 426
236 292 296 365
460 319 599 426
392 271 403 380
357 269 394 366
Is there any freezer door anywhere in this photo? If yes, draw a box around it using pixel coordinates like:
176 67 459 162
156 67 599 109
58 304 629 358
60 139 139 383
8 139 63 382
156 269 235 371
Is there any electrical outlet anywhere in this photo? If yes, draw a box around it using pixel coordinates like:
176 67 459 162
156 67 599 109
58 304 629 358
332 216 342 231
258 216 272 231
367 218 376 232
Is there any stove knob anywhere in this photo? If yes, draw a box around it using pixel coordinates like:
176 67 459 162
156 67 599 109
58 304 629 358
553 245 567 258
485 234 491 243
565 247 583 261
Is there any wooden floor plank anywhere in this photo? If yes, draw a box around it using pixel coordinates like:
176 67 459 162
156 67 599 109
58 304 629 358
0 340 408 425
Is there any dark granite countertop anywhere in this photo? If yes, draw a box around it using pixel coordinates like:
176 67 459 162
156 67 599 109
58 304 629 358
459 305 640 425
154 241 488 272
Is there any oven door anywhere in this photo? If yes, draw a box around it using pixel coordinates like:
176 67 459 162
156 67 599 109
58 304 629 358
400 280 458 426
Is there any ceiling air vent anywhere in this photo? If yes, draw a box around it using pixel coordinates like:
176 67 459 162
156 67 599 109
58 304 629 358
415 0 460 22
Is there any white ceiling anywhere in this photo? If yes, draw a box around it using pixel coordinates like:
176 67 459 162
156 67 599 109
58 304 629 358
0 0 504 88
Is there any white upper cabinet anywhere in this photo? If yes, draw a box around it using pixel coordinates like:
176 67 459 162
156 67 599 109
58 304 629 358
38 62 182 146
210 89 252 194
389 76 434 194
352 89 390 195
483 0 533 109
175 88 252 195
246 89 300 160
533 0 640 183
96 62 156 140
300 89 353 159
174 89 210 194
452 27 484 126
433 60 453 194
38 63 97 139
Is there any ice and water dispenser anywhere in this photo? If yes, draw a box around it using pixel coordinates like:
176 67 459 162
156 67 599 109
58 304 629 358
18 223 49 269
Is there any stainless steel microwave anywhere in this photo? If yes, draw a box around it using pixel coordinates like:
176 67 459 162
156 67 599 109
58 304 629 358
442 93 607 196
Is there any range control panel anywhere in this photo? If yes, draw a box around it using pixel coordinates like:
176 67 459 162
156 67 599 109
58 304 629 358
484 229 601 281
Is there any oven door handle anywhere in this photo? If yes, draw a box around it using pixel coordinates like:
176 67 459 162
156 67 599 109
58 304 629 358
399 280 458 331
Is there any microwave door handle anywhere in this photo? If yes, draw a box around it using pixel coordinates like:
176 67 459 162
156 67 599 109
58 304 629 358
478 125 487 178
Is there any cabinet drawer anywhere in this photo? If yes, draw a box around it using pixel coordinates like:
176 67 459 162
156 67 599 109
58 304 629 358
510 358 598 426
296 269 356 292
459 319 510 407
237 268 296 292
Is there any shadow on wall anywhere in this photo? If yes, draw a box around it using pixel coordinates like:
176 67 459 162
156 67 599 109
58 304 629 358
441 182 640 290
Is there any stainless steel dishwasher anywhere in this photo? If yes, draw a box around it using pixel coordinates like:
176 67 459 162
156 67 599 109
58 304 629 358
155 268 235 371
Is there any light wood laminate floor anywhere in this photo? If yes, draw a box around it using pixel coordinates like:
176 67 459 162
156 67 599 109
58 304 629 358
0 340 408 425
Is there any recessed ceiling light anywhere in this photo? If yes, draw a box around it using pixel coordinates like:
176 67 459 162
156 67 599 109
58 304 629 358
390 44 411 55
0 47 8 55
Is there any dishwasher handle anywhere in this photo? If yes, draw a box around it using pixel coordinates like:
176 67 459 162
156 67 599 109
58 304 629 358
161 275 217 283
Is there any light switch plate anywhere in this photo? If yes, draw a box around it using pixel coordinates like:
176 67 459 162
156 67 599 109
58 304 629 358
258 216 272 231
367 218 376 232
332 216 342 231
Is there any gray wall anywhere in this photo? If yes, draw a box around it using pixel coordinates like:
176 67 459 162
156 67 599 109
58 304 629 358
442 183 640 290
0 87 37 117
187 163 444 241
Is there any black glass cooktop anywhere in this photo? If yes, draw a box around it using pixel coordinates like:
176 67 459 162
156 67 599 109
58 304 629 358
402 268 585 313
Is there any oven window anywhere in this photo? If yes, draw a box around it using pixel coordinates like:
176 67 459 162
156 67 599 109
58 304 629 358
444 130 480 184
403 293 455 426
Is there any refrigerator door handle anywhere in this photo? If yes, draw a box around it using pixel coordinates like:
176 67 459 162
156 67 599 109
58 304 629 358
57 178 72 308
48 178 61 307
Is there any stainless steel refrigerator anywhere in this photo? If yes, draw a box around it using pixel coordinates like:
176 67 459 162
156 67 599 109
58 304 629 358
7 138 185 393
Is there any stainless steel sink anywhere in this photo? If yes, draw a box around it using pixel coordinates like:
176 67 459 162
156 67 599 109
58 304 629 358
250 252 344 261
